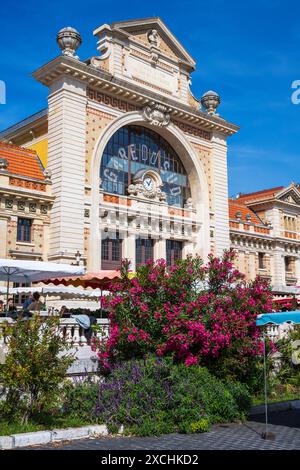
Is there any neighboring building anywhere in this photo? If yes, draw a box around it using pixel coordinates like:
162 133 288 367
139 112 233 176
0 142 53 261
229 184 300 296
0 17 299 298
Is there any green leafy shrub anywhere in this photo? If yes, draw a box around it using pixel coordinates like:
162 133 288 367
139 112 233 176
96 357 251 436
275 325 300 386
62 377 100 423
0 316 74 423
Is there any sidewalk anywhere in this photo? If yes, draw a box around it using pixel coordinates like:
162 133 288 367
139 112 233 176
26 410 300 450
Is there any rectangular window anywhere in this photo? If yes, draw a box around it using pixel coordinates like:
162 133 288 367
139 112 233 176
258 252 265 270
17 218 32 243
101 233 122 269
166 240 182 266
285 256 293 273
136 238 154 267
101 239 109 260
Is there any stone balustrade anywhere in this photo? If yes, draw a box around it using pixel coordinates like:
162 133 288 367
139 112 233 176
0 317 109 346
265 322 293 342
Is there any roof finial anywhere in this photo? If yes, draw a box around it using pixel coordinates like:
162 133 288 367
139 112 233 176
56 27 82 59
201 90 220 115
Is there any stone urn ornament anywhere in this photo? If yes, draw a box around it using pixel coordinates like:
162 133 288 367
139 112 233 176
201 90 220 115
56 27 82 59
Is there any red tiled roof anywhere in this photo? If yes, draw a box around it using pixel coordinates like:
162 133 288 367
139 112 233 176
0 141 45 181
228 198 264 226
235 186 284 204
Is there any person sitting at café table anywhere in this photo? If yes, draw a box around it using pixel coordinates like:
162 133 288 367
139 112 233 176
59 305 69 317
28 292 44 312
6 298 15 312
23 292 33 311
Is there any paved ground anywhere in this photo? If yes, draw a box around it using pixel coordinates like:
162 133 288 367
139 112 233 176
28 410 300 450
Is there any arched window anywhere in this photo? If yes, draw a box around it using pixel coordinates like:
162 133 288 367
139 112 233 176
100 125 191 207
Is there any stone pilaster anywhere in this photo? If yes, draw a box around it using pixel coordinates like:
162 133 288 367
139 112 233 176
211 131 230 255
154 238 166 261
47 76 87 262
0 216 8 258
122 233 136 271
272 247 285 287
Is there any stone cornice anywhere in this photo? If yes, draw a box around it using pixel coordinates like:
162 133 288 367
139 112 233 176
32 56 239 136
0 186 54 202
229 228 273 241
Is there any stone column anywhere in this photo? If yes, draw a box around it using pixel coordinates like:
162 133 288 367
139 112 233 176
272 247 285 287
47 76 87 263
211 131 230 256
182 240 194 258
154 237 166 261
123 233 136 271
0 216 8 258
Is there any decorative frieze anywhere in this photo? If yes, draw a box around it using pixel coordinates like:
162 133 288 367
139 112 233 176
87 88 137 112
9 177 46 192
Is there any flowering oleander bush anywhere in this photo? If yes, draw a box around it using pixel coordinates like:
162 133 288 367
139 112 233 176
96 357 251 436
92 250 273 386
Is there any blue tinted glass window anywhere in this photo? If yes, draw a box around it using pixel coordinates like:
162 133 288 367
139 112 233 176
100 125 191 207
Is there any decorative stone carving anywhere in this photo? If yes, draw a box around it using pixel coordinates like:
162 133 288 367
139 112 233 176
201 90 220 115
17 201 25 211
84 209 90 218
143 102 171 127
29 203 37 213
5 199 13 209
147 29 160 48
56 27 82 59
41 205 48 214
127 169 166 202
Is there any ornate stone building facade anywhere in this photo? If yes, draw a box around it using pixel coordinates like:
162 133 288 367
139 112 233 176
229 184 300 296
0 17 299 296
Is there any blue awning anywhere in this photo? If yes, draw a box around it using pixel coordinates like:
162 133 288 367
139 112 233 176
256 311 300 326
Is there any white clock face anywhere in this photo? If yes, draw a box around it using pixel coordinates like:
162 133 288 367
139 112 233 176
143 176 154 192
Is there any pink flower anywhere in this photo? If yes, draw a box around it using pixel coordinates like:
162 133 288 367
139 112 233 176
127 334 136 343
185 355 198 366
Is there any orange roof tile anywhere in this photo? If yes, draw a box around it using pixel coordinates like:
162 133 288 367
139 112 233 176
228 198 265 226
0 141 45 181
235 186 284 204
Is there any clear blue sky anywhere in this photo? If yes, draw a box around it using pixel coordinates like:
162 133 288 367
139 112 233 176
0 0 299 196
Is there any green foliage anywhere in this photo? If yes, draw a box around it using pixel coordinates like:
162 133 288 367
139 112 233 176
275 325 300 387
96 357 251 437
62 378 100 423
0 316 74 424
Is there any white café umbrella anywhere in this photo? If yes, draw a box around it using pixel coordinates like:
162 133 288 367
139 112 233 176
9 285 104 299
0 259 85 311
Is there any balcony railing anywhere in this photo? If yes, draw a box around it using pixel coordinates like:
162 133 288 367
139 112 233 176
0 317 110 350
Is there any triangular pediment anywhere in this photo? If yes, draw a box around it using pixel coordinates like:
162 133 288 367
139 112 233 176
110 17 196 70
276 185 300 205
